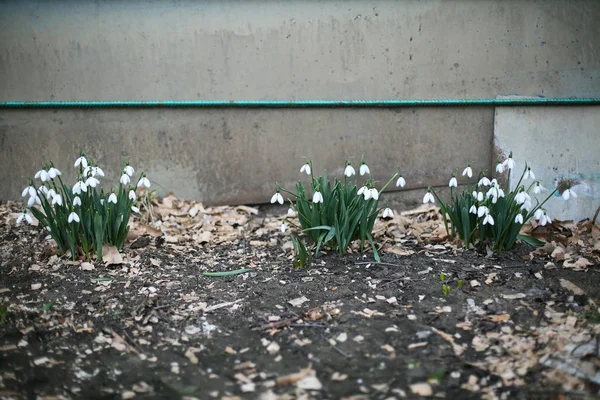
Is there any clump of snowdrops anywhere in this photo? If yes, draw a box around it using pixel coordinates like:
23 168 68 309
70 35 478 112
273 157 405 266
17 152 151 261
423 153 576 251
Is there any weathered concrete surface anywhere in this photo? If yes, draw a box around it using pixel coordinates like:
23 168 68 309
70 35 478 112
0 108 492 204
494 105 600 221
1 0 599 100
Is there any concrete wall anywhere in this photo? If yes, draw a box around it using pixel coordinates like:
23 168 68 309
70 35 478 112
1 0 599 205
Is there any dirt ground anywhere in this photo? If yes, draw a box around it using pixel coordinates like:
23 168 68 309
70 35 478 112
0 198 599 400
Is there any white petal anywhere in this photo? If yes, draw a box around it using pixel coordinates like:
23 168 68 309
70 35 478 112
131 206 140 213
129 190 136 200
25 213 33 224
370 188 379 200
17 214 24 224
396 176 406 187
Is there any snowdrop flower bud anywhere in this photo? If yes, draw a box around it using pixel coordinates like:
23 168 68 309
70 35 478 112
312 191 324 203
73 196 82 206
137 175 151 188
534 209 544 221
542 212 552 226
131 206 140 213
48 167 61 179
495 162 504 174
22 185 36 198
477 206 488 218
357 186 368 196
423 191 435 204
129 190 136 201
344 164 356 177
396 175 406 188
124 165 135 177
469 205 477 214
514 214 524 224
68 212 80 223
483 214 494 226
476 192 484 202
448 175 458 188
108 193 118 204
280 222 287 233
27 195 41 207
73 180 87 195
74 156 88 169
359 162 370 176
51 194 63 206
462 164 473 179
270 192 284 204
382 208 394 218
562 188 577 200
478 177 490 187
120 174 131 185
35 169 50 182
369 188 379 200
287 208 295 217
85 176 100 188
300 163 311 175
524 167 535 180
17 211 33 224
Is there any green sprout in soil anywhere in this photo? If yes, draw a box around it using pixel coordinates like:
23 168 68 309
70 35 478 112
584 308 600 324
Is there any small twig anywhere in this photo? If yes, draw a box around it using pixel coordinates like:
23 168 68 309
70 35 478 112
329 342 352 359
261 317 299 330
355 261 403 268
427 314 440 324
289 323 326 328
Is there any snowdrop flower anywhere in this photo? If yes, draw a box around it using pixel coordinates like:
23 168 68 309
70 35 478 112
482 213 494 226
300 163 311 175
495 162 505 174
68 212 80 223
287 208 295 217
469 205 477 214
120 174 131 185
137 175 151 188
129 190 136 201
462 164 473 179
27 195 41 207
514 214 524 224
72 180 87 195
477 206 489 218
363 188 372 200
540 212 552 226
74 156 88 169
533 182 543 194
17 211 33 224
124 165 135 177
521 200 532 213
35 169 50 182
423 191 435 204
73 196 82 206
84 165 105 178
382 208 394 218
38 186 49 197
131 206 140 213
515 190 527 204
85 176 100 188
396 175 406 188
562 187 577 200
270 192 284 204
344 163 356 177
502 154 515 170
22 185 36 198
312 191 324 203
369 188 379 200
45 188 56 200
48 167 61 179
534 209 545 221
523 167 535 180
280 222 287 233
478 177 490 187
472 191 484 202
51 194 63 206
448 175 458 188
358 186 368 196
359 162 370 176
108 193 118 204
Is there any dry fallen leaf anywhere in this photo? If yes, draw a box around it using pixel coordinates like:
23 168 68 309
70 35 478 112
276 364 313 386
81 262 95 271
559 279 585 295
410 382 432 396
102 245 123 266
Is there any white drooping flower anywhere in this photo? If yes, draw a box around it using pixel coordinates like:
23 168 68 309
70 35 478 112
359 163 370 176
534 209 545 221
357 186 368 196
124 165 135 177
137 176 151 188
423 191 435 204
131 206 140 213
477 206 489 218
382 208 394 218
540 212 552 226
128 190 136 201
562 188 577 200
533 182 543 194
84 165 105 178
280 222 287 233
396 176 406 188
369 188 379 200
482 213 494 226
51 194 63 206
515 190 527 205
35 169 50 182
514 213 524 224
22 185 36 198
462 165 473 179
300 163 311 175
48 167 61 179
73 196 82 206
313 191 324 203
472 191 483 202
448 176 458 188
73 180 87 195
363 188 372 200
521 200 533 212
495 162 505 174
74 156 88 169
45 188 56 200
469 205 477 214
17 211 33 224
270 192 284 204
108 193 118 204
502 155 515 170
85 176 100 188
344 164 356 177
120 174 131 185
524 167 535 180
68 212 80 223
287 208 295 217
478 177 490 187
